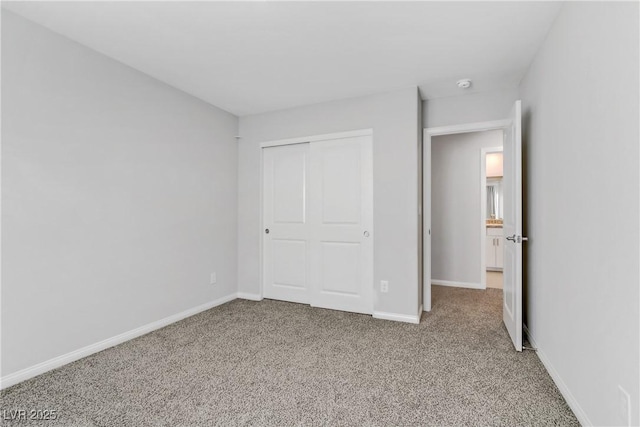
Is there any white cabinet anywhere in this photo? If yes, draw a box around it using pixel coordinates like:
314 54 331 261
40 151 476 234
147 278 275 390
495 237 503 268
486 227 503 270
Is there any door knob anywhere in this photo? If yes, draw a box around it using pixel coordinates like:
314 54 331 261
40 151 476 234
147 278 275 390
363 231 370 237
506 234 517 242
265 229 270 234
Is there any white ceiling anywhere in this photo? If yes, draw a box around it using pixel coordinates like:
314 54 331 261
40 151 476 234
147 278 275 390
3 1 562 116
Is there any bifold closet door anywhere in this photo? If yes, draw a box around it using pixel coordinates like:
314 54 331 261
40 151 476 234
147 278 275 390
308 136 373 314
262 143 311 304
262 135 373 315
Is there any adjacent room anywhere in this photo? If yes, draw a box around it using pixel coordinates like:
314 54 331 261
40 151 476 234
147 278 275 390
485 150 505 290
431 129 504 292
1 1 638 426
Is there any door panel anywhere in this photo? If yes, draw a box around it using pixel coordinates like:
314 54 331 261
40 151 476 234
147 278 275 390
263 143 310 304
273 153 306 224
272 239 307 288
321 144 361 224
319 242 360 295
309 136 373 314
502 100 523 351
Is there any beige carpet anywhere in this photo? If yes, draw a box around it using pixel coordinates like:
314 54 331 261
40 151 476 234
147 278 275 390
0 286 578 426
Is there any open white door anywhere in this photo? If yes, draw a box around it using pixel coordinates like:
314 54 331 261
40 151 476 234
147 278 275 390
502 100 524 351
423 132 432 311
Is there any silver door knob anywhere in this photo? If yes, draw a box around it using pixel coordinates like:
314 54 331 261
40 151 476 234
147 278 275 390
506 235 517 242
363 231 370 237
265 229 269 234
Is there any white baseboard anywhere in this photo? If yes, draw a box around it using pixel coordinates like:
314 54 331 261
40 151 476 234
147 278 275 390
373 311 420 324
523 324 592 426
237 292 263 301
432 279 484 290
0 293 237 390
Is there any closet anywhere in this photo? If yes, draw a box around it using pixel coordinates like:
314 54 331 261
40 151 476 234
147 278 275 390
262 132 373 315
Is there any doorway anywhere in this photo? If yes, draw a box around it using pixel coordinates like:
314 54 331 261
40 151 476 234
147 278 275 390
423 100 524 351
482 147 505 290
429 130 504 291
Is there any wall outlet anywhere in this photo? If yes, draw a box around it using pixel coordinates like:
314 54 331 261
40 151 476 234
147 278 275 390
210 272 217 285
380 280 389 293
617 385 631 427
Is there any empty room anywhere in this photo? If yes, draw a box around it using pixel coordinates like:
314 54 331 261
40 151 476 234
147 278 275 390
1 1 638 426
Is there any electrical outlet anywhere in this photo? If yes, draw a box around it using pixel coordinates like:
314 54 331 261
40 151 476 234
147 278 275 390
210 272 217 285
617 385 631 427
380 280 389 293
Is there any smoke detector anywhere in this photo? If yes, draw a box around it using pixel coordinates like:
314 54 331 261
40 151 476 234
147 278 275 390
457 79 472 89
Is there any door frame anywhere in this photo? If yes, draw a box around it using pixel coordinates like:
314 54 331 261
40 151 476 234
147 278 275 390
258 129 373 301
422 120 509 311
481 146 504 289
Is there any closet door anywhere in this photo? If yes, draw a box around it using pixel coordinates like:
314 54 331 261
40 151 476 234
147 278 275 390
262 143 310 304
308 136 373 314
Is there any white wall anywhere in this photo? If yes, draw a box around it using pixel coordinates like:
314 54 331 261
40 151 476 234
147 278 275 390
1 12 239 376
431 130 503 286
424 87 518 128
519 2 639 425
237 88 421 317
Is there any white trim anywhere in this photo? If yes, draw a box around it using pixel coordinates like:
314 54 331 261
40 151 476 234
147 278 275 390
373 311 420 324
237 292 263 301
432 279 484 290
423 120 509 313
259 147 265 301
523 325 592 426
0 293 237 390
480 146 504 291
425 120 510 137
260 129 373 148
422 125 431 312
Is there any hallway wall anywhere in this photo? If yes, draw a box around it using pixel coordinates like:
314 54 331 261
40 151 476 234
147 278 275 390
423 88 518 128
431 130 503 286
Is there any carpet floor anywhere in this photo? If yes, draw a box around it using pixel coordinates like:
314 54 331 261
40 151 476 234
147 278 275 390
1 286 578 426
